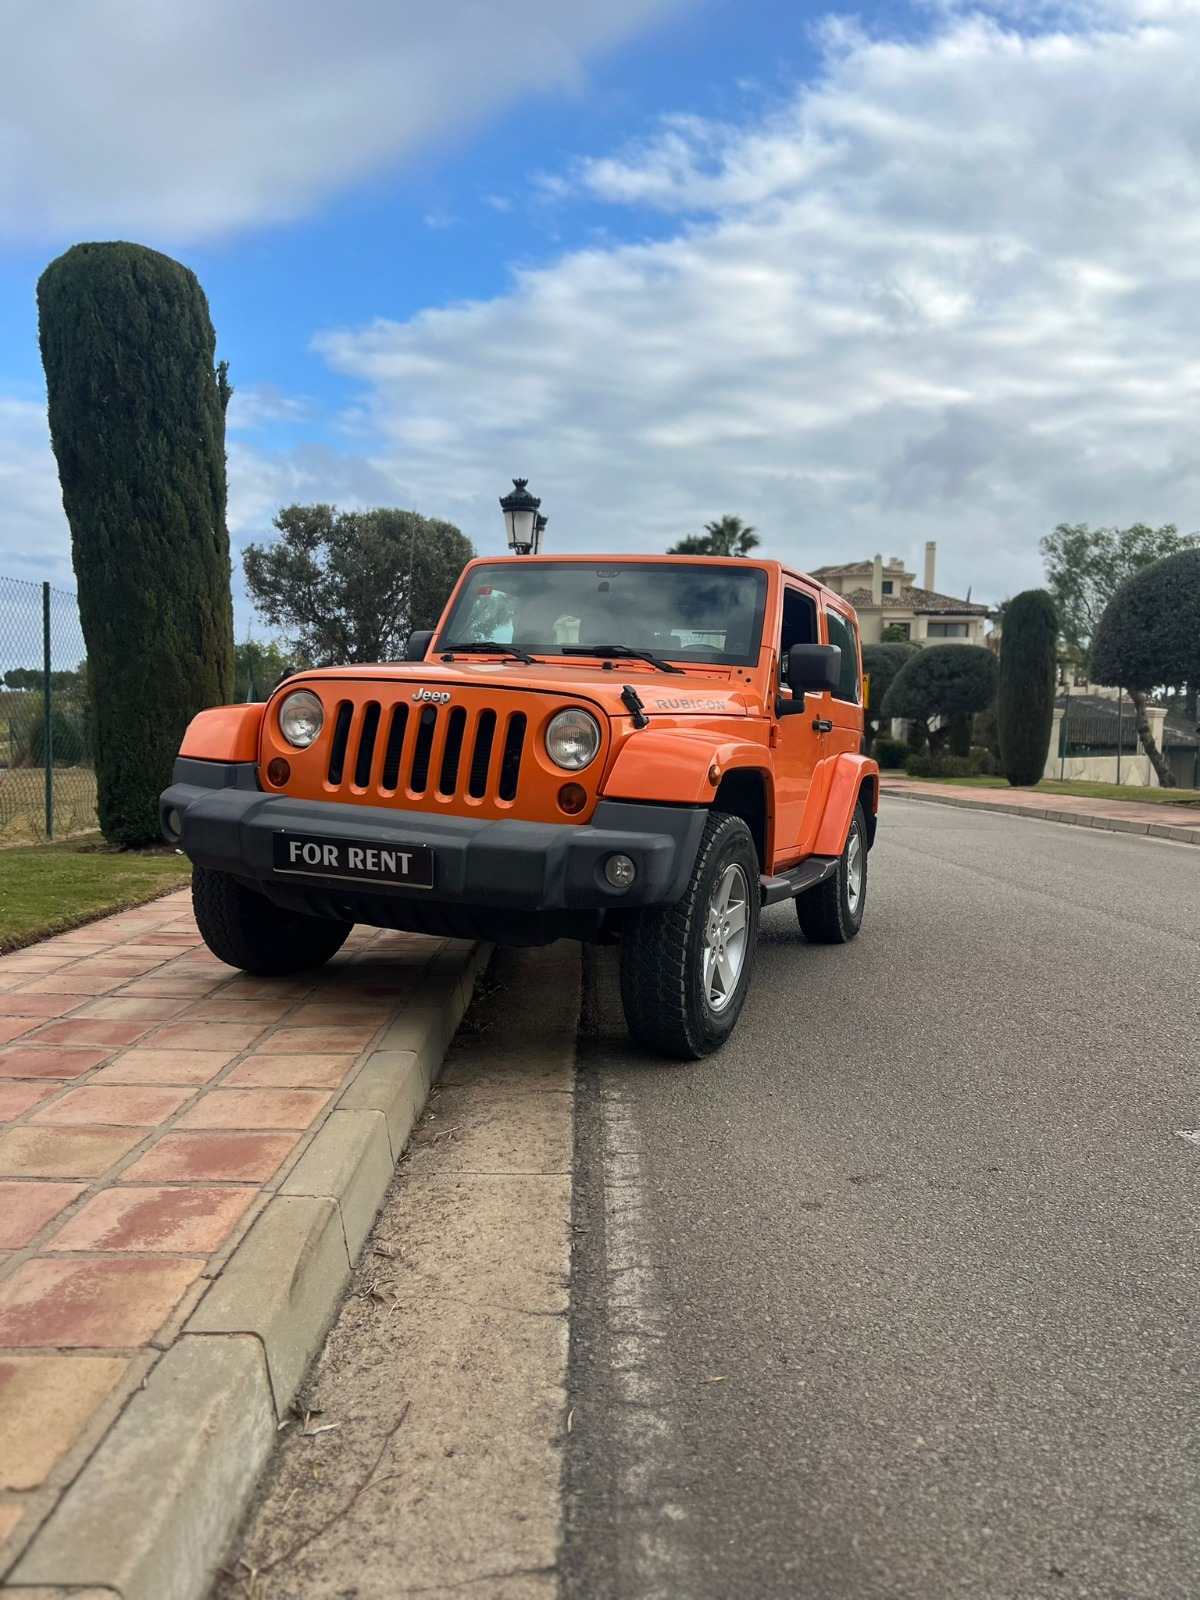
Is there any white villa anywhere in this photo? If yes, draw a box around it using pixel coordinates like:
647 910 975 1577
810 543 990 647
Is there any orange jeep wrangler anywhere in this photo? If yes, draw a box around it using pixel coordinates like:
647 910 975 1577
162 554 878 1058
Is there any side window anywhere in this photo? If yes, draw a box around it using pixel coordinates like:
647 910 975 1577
779 587 818 682
825 609 860 703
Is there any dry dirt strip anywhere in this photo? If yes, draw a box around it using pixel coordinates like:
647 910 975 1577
0 908 492 1600
212 943 578 1600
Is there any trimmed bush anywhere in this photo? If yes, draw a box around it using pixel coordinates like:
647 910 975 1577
881 644 999 752
998 589 1058 787
873 737 911 769
1092 549 1200 788
905 753 975 779
38 242 235 846
21 709 88 767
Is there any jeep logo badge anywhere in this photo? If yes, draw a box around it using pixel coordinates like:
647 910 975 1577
412 688 452 705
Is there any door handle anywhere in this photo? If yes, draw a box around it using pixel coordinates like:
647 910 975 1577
812 718 833 733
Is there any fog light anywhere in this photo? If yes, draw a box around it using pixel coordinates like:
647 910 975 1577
266 757 291 787
164 808 182 841
604 853 637 889
557 782 587 815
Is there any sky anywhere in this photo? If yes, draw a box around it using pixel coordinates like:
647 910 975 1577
3 0 1199 633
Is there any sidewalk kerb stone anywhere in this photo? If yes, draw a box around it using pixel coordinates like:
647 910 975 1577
185 1193 350 1415
338 1049 424 1160
280 1109 394 1260
9 1335 274 1600
884 784 1200 844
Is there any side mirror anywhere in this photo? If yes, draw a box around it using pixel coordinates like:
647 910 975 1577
786 643 841 695
406 629 436 662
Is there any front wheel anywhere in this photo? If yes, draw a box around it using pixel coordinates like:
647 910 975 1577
619 811 760 1059
192 867 352 975
795 801 867 944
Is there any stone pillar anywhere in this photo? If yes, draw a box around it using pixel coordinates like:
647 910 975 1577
924 541 936 591
871 553 883 606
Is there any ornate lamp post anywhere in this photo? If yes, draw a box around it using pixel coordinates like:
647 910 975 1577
500 478 542 556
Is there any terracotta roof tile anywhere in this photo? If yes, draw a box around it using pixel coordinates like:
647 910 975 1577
843 585 988 615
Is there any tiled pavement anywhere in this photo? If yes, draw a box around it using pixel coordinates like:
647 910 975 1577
881 777 1200 843
0 889 453 1574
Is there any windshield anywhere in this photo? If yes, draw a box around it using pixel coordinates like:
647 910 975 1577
437 562 768 667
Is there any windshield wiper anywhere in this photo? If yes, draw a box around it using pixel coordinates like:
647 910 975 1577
441 640 540 665
561 643 684 674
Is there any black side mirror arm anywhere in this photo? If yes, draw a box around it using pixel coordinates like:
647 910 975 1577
774 691 806 717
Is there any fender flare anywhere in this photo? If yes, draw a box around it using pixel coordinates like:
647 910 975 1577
180 704 264 763
812 753 880 857
602 730 770 805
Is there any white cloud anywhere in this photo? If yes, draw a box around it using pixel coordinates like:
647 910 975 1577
0 0 681 244
302 1 1200 603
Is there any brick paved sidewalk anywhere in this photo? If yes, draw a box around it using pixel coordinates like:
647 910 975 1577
882 777 1200 844
0 888 454 1574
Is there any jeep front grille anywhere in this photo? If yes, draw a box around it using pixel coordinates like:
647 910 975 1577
325 699 527 804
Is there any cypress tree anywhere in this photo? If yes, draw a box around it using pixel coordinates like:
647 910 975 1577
38 242 235 846
997 589 1058 787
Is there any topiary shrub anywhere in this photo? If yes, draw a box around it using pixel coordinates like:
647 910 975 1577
23 708 88 767
881 644 999 753
1092 549 1200 788
38 242 235 845
873 736 911 769
997 589 1058 786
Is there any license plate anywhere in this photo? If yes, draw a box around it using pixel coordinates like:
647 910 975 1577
272 832 433 889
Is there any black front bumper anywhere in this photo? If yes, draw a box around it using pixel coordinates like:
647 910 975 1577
162 759 707 936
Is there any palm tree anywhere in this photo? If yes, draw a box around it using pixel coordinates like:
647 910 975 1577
668 515 760 557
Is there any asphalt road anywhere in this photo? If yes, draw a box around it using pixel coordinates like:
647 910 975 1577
562 799 1200 1600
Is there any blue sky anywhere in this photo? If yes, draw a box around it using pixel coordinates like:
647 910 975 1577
3 0 1199 630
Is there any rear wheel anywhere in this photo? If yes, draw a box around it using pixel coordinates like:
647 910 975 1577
192 867 352 975
619 811 760 1059
795 801 867 944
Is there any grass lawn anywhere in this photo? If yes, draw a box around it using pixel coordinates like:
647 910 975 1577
884 774 1200 806
0 834 192 953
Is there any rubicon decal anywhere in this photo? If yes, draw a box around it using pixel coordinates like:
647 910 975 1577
653 696 729 712
412 689 452 704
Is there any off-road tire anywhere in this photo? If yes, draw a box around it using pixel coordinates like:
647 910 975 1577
619 810 760 1060
192 867 352 976
795 800 867 944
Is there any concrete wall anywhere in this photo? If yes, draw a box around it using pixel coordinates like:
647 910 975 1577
1045 705 1166 786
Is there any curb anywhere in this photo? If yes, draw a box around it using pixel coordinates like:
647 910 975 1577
6 938 492 1600
883 785 1200 845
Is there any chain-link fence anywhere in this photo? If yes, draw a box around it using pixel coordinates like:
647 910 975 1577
0 578 96 842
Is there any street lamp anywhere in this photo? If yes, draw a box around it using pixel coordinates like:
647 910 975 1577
533 513 548 555
500 478 542 556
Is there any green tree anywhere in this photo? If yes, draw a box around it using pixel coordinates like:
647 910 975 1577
668 515 760 557
234 639 300 701
861 641 918 753
880 644 998 753
1091 549 1200 788
242 504 474 665
1040 522 1198 683
38 242 235 847
997 589 1059 787
3 667 86 692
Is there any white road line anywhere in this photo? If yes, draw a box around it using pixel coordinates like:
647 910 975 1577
600 1084 698 1600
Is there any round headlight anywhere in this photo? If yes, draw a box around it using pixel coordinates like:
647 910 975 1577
278 689 324 749
546 708 601 771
